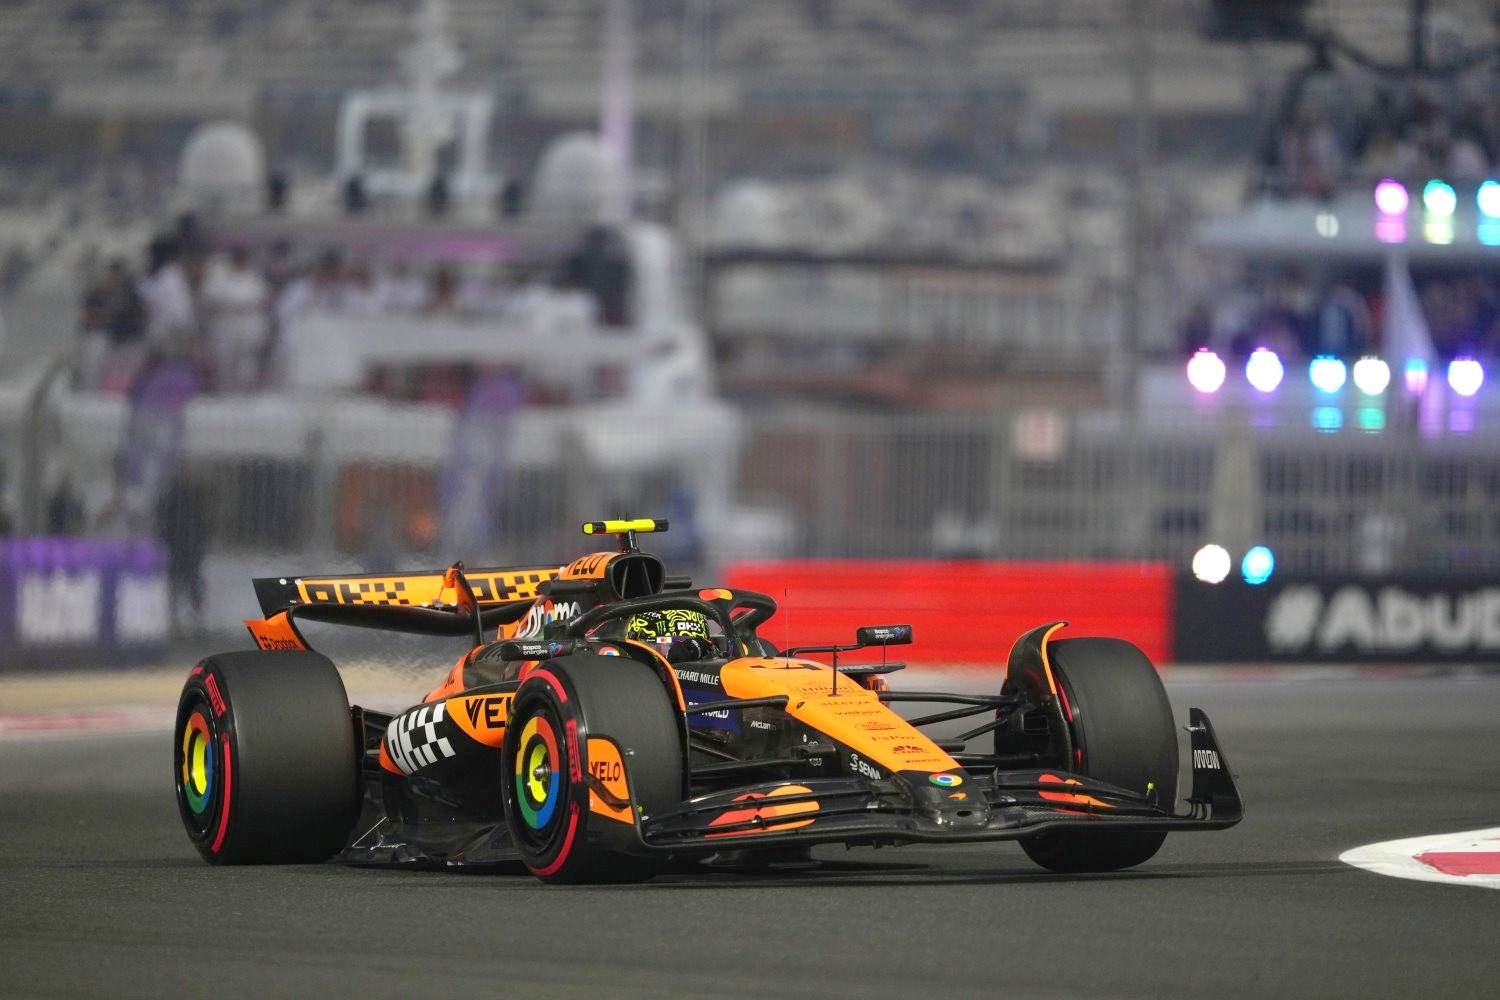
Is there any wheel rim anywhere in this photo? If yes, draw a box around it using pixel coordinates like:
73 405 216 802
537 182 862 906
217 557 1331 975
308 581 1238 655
176 700 219 837
512 709 566 850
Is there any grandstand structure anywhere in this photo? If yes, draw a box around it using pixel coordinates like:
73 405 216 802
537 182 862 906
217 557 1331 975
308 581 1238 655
0 2 1485 99
3 0 1500 640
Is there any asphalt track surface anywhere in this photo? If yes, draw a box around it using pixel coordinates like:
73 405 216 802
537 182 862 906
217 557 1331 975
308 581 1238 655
3 672 1499 1000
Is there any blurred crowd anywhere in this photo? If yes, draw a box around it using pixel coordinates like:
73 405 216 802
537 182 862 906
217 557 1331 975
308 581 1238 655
1180 266 1500 363
1263 82 1500 200
74 220 634 396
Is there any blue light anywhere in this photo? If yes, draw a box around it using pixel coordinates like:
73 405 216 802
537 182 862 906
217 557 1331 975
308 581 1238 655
1312 406 1343 432
1309 356 1347 393
1242 546 1275 585
1479 180 1500 218
1423 179 1457 216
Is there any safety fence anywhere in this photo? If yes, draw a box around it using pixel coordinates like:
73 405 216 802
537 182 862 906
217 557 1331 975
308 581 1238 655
4 376 1500 667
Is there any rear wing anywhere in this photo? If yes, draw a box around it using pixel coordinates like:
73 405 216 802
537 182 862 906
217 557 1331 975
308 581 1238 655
246 564 562 649
252 565 560 616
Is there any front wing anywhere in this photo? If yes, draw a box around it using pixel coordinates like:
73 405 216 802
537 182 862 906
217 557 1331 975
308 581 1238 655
634 709 1242 852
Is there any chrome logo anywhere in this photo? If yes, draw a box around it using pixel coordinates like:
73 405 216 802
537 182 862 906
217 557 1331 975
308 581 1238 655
929 773 963 787
514 715 561 829
180 710 214 814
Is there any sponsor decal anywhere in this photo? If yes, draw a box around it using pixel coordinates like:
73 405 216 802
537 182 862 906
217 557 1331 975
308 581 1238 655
383 703 457 775
673 668 722 686
929 773 963 787
891 744 926 755
563 553 612 579
205 674 227 718
114 574 169 643
698 588 733 601
586 737 632 822
517 599 582 638
848 753 882 781
858 721 899 731
599 646 621 656
1193 748 1222 770
18 570 102 643
748 719 775 730
947 792 968 801
295 569 555 607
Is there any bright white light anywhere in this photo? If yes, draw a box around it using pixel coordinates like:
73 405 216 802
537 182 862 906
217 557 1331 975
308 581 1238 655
1242 546 1275 585
1374 179 1409 215
1351 357 1391 394
1192 544 1232 585
1448 357 1485 397
1479 180 1500 218
1245 348 1284 392
1315 211 1339 238
1186 349 1226 394
1309 356 1347 393
1423 179 1457 217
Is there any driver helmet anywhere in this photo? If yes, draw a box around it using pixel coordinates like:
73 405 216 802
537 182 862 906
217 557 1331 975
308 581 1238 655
626 608 714 662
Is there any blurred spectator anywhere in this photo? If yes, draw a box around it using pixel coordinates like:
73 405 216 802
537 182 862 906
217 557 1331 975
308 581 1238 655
1313 283 1374 359
139 235 203 355
157 464 211 637
559 225 633 327
93 457 142 539
1277 103 1342 199
423 264 461 315
202 245 270 391
77 257 147 392
343 173 369 214
342 260 386 316
383 259 429 313
426 173 451 218
45 474 86 536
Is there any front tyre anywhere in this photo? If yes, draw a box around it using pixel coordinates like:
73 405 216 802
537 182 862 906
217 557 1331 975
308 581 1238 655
501 654 683 884
174 650 359 864
1019 637 1178 873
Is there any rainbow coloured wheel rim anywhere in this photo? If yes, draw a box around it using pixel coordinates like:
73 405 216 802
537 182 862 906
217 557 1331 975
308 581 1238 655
511 711 566 849
176 702 219 836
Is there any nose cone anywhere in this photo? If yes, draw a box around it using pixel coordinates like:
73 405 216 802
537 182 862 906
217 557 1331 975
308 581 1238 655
909 777 990 830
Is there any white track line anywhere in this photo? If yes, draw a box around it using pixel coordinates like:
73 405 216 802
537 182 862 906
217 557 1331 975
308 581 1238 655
1341 828 1500 889
0 706 173 741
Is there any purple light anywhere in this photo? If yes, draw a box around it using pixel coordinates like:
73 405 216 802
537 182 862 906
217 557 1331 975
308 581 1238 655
1245 348 1284 392
1374 178 1410 215
1186 349 1226 394
1376 217 1407 244
1448 357 1485 397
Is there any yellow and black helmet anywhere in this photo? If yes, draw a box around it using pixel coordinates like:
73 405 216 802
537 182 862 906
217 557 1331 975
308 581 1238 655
625 608 711 643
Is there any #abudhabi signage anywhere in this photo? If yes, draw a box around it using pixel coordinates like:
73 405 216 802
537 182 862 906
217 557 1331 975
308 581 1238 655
1174 575 1500 663
0 538 169 665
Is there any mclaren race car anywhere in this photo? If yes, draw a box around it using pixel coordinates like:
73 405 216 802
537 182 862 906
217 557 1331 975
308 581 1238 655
173 519 1242 881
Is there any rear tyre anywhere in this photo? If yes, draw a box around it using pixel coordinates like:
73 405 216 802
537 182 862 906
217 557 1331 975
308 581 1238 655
173 650 360 864
1018 637 1178 873
501 654 683 884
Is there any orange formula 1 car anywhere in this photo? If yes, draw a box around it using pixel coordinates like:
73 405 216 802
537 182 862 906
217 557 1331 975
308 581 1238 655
173 519 1242 882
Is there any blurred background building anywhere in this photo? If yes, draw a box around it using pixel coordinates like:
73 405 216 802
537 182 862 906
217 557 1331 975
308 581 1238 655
1 0 1499 660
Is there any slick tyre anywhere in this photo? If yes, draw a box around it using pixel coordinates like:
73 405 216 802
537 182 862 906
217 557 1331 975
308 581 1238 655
174 651 360 864
1019 638 1178 874
501 654 683 884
